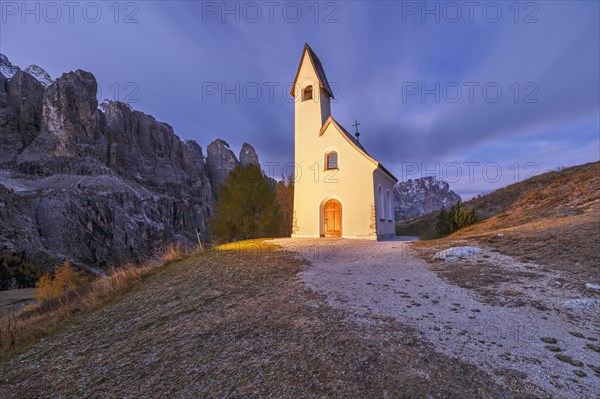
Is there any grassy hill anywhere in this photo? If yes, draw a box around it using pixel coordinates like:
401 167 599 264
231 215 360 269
0 241 525 398
398 161 600 282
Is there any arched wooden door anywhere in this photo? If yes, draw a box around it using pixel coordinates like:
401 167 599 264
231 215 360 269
324 200 342 237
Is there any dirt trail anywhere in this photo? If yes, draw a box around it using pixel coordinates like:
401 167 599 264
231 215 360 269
270 238 600 399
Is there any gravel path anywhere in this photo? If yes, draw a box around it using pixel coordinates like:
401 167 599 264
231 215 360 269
270 238 600 399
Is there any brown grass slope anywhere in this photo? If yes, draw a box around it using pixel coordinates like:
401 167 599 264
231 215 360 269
0 244 187 359
0 243 535 398
400 162 600 283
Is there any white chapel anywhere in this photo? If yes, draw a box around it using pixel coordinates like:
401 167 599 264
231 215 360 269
291 43 397 240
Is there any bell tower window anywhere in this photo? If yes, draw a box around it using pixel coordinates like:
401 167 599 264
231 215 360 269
302 85 313 101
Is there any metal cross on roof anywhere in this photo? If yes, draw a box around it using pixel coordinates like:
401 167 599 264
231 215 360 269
353 120 361 142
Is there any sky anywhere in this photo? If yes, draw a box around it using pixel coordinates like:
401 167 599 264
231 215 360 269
1 0 598 198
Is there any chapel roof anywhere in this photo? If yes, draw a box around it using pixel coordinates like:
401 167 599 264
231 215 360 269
319 117 398 182
290 43 335 98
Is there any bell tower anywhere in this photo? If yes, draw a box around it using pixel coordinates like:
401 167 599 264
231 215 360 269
291 43 334 167
291 44 334 237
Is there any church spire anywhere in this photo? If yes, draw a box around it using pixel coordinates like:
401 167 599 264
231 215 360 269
290 43 334 98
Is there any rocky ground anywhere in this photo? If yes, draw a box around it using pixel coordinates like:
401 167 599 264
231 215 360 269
271 238 600 399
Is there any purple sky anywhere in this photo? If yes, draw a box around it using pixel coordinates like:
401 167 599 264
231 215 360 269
2 1 598 198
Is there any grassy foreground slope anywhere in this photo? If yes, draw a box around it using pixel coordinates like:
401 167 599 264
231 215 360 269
1 241 527 398
399 162 600 282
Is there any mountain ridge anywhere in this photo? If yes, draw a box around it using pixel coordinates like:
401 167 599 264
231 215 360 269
0 54 53 87
0 54 258 286
393 176 461 221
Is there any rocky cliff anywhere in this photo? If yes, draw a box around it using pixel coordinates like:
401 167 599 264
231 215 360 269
239 143 260 166
0 54 259 281
394 177 461 222
0 70 44 165
205 139 239 200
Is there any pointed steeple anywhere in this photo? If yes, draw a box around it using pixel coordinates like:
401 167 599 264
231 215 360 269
290 43 334 98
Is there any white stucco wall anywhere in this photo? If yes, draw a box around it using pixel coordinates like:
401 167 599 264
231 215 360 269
373 169 397 238
291 48 396 240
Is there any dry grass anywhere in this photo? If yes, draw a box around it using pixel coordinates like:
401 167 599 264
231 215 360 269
419 240 549 307
396 212 439 239
35 260 85 303
161 243 188 264
0 244 193 360
468 162 599 218
405 162 600 284
0 241 260 359
0 241 530 398
467 215 599 284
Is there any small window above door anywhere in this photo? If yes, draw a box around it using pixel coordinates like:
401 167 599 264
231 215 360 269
325 151 338 170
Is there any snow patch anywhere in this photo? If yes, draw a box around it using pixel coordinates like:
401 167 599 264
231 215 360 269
25 65 53 87
0 65 18 78
0 60 18 79
433 246 482 261
1 53 18 78
564 298 600 309
584 283 600 292
0 54 53 87
0 174 32 192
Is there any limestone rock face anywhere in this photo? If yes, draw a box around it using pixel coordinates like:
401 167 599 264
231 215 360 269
0 173 213 270
394 177 461 221
16 70 108 174
239 142 259 166
206 139 240 199
0 71 44 164
103 101 211 192
43 70 104 157
0 55 246 277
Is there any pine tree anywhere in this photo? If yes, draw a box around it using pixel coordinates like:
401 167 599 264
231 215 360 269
436 201 478 235
210 164 283 243
435 207 453 234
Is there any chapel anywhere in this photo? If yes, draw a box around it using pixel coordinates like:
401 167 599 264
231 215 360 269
291 43 397 240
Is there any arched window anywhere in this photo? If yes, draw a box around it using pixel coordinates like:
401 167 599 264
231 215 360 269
386 189 392 221
378 185 385 220
302 85 313 101
325 151 338 170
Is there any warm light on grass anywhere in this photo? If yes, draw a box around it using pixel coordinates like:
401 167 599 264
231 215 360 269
214 239 280 251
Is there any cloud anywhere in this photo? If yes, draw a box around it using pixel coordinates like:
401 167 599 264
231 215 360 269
2 1 597 195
